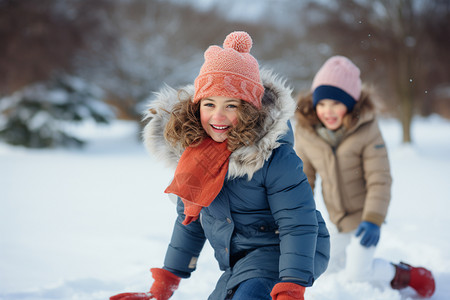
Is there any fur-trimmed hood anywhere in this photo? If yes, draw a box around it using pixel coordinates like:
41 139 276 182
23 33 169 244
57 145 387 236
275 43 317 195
295 87 377 136
142 69 296 179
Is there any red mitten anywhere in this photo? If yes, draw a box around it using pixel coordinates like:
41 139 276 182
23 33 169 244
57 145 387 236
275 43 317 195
110 268 181 300
110 292 152 300
149 268 181 299
270 282 306 300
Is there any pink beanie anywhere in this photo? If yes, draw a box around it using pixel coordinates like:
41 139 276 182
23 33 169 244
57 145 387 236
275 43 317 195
311 55 361 111
193 31 264 109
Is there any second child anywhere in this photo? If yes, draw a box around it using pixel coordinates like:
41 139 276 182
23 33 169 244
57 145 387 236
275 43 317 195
294 55 435 298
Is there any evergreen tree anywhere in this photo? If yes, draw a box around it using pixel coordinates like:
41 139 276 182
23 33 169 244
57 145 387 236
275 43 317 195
0 75 115 148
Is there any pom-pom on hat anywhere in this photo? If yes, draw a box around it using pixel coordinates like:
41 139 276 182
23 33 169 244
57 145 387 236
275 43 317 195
311 55 362 111
193 31 264 109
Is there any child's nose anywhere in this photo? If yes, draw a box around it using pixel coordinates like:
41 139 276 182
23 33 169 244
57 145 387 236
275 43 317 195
213 109 227 121
324 106 333 113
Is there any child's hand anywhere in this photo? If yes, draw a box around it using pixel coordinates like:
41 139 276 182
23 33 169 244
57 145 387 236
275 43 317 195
355 221 380 247
110 292 154 300
270 282 305 300
110 268 180 300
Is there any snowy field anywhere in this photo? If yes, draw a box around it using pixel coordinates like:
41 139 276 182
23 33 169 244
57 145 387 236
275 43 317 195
1 115 450 300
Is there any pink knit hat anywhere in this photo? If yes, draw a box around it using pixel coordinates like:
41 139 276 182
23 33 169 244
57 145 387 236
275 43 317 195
311 55 361 111
193 31 264 109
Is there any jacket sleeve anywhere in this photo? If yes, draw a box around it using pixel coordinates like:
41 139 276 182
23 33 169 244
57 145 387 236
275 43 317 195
163 197 207 278
361 121 392 226
265 145 319 287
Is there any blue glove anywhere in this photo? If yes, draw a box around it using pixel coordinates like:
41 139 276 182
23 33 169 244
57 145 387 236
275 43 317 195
355 221 380 247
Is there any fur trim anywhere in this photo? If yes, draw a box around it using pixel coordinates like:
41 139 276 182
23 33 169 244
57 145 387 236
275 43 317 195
142 84 193 170
142 70 295 179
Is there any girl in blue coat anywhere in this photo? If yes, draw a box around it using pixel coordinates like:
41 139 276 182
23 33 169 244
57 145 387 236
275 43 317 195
110 31 329 300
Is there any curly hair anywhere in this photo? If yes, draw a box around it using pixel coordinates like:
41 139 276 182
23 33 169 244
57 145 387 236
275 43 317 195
164 90 267 152
295 92 321 128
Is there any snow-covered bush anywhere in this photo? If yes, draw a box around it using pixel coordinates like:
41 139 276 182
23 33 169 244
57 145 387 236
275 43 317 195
0 75 115 148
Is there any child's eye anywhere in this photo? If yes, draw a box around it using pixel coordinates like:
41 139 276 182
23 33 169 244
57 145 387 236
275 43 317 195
227 104 238 109
203 103 214 107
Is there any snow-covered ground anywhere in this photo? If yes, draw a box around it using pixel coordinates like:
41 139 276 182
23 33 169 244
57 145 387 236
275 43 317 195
1 115 449 300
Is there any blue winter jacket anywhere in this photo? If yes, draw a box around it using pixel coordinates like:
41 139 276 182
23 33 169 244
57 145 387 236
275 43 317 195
143 70 330 300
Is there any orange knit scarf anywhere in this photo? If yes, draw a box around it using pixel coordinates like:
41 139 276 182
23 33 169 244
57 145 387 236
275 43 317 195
165 138 231 225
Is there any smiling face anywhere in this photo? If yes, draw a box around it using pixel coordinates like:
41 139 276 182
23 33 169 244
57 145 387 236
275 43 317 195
316 99 348 131
200 96 241 143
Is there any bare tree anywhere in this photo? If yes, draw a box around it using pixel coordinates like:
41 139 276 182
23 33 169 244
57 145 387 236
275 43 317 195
0 0 114 96
298 0 450 143
3 0 448 135
74 0 276 121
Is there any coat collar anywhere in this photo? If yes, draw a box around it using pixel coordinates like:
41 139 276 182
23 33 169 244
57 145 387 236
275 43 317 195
142 69 296 179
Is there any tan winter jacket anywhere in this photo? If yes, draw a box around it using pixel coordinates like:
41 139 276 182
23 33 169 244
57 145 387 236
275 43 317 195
294 90 392 232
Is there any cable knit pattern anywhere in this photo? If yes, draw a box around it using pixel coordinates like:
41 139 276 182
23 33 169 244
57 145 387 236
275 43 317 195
193 31 264 108
311 55 361 101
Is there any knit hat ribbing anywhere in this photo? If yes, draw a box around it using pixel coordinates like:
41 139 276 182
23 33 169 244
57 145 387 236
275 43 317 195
193 31 264 108
311 55 361 111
